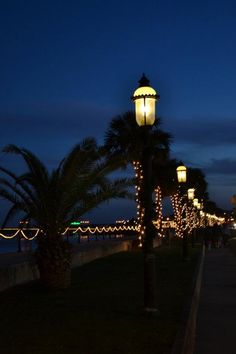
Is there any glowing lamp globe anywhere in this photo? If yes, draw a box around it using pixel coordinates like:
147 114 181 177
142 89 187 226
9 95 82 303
188 188 195 200
176 165 187 183
197 203 201 210
193 198 198 207
132 74 159 126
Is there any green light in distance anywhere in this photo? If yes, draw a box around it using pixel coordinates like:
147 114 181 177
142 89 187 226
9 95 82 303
70 221 81 226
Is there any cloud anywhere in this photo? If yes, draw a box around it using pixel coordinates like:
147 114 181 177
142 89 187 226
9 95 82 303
165 116 236 147
203 158 236 175
1 101 235 213
0 100 115 141
0 100 120 166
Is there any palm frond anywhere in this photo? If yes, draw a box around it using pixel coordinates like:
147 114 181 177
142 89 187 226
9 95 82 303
60 137 98 180
0 141 134 234
68 178 132 221
0 177 34 208
2 203 26 228
0 187 19 204
3 144 49 195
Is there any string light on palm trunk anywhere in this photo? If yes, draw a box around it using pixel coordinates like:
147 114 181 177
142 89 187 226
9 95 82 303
133 160 144 247
171 192 189 238
155 186 164 238
186 203 196 234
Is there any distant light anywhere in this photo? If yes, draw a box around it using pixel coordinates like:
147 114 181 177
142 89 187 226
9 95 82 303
70 221 81 226
116 220 125 224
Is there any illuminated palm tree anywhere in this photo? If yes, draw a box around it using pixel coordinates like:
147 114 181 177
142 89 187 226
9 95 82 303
104 111 170 167
0 139 131 289
104 111 171 241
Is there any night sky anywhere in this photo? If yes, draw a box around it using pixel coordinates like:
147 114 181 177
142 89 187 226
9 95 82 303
0 0 236 223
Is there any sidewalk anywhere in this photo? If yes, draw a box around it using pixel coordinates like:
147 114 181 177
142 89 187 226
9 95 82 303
194 247 236 354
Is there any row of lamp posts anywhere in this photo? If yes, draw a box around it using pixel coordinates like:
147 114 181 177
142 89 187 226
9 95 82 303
176 164 204 259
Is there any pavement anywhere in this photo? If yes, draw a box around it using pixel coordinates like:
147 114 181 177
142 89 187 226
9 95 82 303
194 246 236 354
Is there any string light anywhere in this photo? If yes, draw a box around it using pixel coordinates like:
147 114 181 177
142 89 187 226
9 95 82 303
133 161 144 247
171 192 186 238
0 225 139 240
171 191 225 238
154 186 164 238
0 228 41 240
185 202 196 234
72 225 138 234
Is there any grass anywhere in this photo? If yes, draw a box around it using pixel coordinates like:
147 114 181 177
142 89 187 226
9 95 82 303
0 240 201 354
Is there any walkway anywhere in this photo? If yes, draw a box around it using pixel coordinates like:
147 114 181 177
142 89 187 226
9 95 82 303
194 246 236 354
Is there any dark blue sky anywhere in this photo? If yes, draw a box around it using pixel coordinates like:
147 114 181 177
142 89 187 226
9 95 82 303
0 0 236 222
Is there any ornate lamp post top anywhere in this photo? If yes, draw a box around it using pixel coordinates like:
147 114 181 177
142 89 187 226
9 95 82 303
176 164 187 184
188 188 195 200
132 74 159 126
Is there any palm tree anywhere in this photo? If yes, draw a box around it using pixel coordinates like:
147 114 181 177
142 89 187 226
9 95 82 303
151 158 179 236
0 138 131 289
104 111 172 240
104 111 172 311
104 111 171 166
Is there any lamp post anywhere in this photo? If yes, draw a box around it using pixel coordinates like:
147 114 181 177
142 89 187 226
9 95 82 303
132 73 159 313
193 198 199 208
176 164 188 260
176 165 187 184
187 188 195 201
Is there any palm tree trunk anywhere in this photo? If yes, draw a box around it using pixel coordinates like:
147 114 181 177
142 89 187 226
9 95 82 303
36 234 72 289
133 161 145 247
155 186 163 238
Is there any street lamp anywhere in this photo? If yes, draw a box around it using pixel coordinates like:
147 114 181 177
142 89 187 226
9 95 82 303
132 74 159 126
132 74 159 313
176 165 187 183
193 198 199 207
188 188 195 201
197 202 201 210
176 164 189 260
